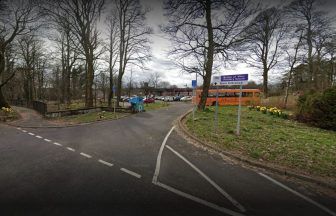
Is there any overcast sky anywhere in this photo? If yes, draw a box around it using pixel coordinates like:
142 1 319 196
131 0 336 87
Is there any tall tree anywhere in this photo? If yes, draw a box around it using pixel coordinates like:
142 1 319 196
0 0 40 108
105 15 119 107
114 0 152 106
43 4 81 105
163 0 257 110
52 0 104 107
287 0 332 90
283 29 304 108
244 7 285 98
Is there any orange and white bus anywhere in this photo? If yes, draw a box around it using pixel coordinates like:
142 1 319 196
193 89 261 106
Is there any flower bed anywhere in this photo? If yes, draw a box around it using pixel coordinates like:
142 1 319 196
248 105 289 119
0 107 17 121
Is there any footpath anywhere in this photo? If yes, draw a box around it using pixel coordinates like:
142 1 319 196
7 106 65 128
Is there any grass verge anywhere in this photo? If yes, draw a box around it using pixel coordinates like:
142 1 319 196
185 106 336 178
144 101 169 111
57 111 130 124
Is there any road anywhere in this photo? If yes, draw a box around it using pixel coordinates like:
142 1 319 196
0 102 335 216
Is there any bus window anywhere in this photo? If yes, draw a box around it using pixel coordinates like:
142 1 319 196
243 92 253 97
254 92 260 97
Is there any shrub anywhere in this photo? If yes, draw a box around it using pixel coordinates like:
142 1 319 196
296 86 336 131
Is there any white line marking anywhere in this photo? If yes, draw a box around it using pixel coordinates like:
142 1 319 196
259 172 336 216
17 127 21 130
166 145 246 212
98 159 113 167
35 135 43 139
53 142 62 146
152 126 175 183
154 181 245 216
44 138 51 142
28 132 35 136
120 168 141 179
80 152 92 158
22 130 27 133
66 147 75 152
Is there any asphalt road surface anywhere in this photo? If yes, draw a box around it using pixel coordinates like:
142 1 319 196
0 102 335 216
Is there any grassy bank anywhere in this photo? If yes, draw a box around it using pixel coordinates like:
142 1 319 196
144 101 169 111
185 106 336 178
57 111 129 124
53 101 168 124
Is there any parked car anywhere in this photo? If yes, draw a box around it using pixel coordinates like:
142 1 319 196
173 96 181 101
144 97 155 103
180 96 192 101
164 96 174 102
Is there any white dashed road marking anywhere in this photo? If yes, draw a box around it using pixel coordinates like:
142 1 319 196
259 172 336 216
80 152 92 158
18 129 143 183
98 159 113 167
53 142 62 146
120 168 141 179
66 147 75 152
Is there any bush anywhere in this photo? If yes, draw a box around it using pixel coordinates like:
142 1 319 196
296 86 336 131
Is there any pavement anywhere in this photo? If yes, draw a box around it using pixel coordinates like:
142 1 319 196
9 106 62 127
0 102 335 216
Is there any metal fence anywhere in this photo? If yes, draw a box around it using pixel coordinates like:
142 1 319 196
32 101 47 115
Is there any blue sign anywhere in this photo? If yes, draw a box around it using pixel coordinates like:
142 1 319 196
192 80 197 88
220 74 248 85
112 86 116 92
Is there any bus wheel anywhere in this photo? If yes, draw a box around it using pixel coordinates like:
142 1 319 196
212 101 216 106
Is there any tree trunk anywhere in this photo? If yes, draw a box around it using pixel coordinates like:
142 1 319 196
263 68 268 98
86 60 94 107
108 75 113 107
284 73 292 109
0 87 10 108
198 0 214 110
66 31 71 105
116 73 122 107
307 22 314 89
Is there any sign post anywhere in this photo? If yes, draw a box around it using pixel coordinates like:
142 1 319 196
113 86 116 118
211 76 220 135
236 85 243 136
192 79 197 121
215 83 219 135
218 74 249 136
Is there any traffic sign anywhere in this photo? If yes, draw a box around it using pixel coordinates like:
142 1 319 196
220 74 248 85
212 76 220 85
192 80 197 88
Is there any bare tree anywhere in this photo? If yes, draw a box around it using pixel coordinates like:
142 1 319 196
51 0 104 108
325 37 336 86
17 35 47 104
0 0 40 108
105 14 119 107
163 0 257 110
244 7 286 98
158 81 171 89
287 0 332 89
283 29 304 108
148 71 162 88
114 0 152 106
